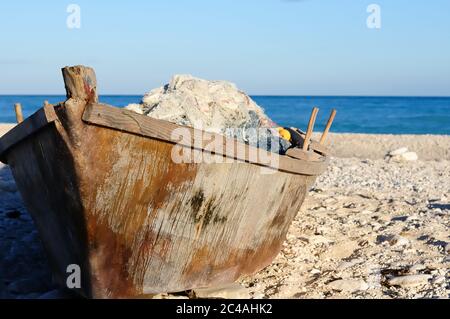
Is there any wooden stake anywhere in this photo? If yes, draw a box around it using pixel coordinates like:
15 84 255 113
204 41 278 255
302 107 319 151
319 109 337 145
62 65 98 103
14 103 24 123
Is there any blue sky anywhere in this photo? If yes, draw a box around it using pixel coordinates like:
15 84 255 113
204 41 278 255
0 0 449 95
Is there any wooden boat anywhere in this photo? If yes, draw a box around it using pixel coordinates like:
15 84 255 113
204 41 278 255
0 66 331 298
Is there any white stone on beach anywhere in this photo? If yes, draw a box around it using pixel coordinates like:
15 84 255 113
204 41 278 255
386 147 418 162
389 152 419 162
401 152 419 161
387 275 431 287
388 235 410 247
389 147 408 156
327 279 369 292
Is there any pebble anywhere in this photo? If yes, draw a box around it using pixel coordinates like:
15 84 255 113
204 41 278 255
193 283 251 299
327 279 369 293
388 147 408 156
387 275 432 287
388 235 410 247
409 264 426 273
310 268 321 275
431 276 445 285
389 151 419 162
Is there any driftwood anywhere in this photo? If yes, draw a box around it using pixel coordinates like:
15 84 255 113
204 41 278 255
303 107 319 151
0 66 330 298
320 109 337 145
14 103 24 123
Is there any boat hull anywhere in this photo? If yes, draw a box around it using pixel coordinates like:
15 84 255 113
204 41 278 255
7 114 316 298
0 66 328 298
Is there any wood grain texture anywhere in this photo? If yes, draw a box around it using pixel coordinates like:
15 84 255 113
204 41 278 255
74 121 317 296
303 107 319 151
62 65 98 103
0 104 58 161
6 123 92 297
14 103 24 123
320 109 337 145
285 148 322 161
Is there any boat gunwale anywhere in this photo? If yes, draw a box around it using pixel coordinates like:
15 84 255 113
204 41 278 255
0 104 59 162
0 102 329 176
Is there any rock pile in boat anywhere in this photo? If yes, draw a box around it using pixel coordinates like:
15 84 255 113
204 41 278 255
126 75 291 153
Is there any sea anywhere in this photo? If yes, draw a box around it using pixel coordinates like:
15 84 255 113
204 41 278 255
0 95 449 135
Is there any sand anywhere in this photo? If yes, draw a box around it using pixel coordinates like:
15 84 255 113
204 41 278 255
0 124 14 138
0 123 448 299
315 132 450 161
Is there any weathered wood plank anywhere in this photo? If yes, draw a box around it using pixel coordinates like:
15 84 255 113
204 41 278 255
0 104 58 161
62 65 98 103
320 109 337 145
82 103 328 176
14 103 24 123
303 107 319 151
286 148 322 161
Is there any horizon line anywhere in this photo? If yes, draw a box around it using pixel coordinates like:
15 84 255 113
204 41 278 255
1 94 450 98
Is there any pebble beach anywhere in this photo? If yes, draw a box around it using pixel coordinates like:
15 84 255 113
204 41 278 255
0 124 448 299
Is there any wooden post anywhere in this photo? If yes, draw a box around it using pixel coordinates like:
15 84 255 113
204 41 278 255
302 107 319 151
61 65 98 103
319 109 337 145
14 103 24 123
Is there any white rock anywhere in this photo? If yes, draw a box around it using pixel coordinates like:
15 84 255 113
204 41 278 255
401 152 418 161
193 283 250 299
310 268 321 275
432 276 446 285
388 147 408 156
389 235 410 247
409 264 426 273
327 279 369 292
387 275 431 287
388 149 418 162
